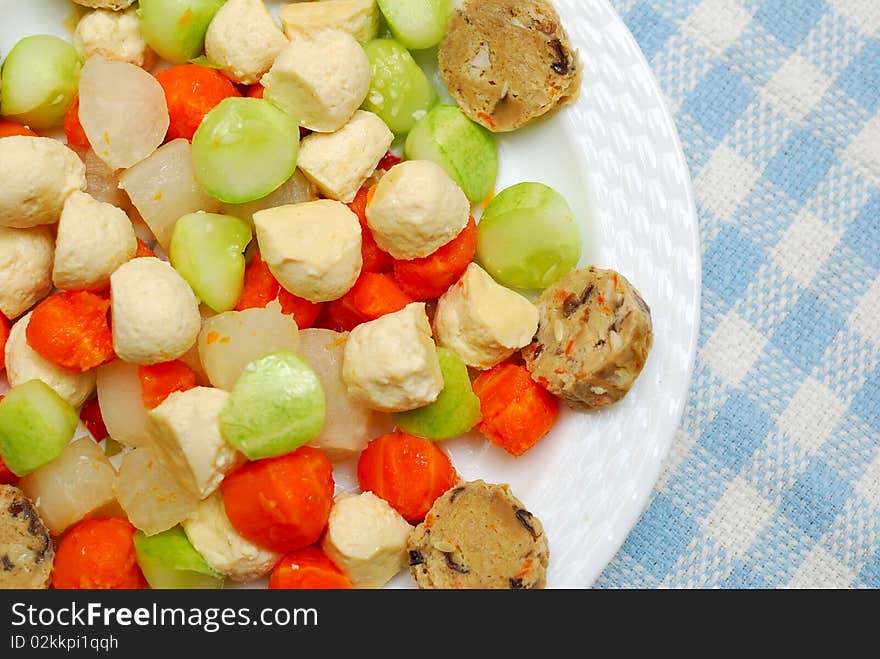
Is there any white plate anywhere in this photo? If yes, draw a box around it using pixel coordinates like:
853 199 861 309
0 0 700 588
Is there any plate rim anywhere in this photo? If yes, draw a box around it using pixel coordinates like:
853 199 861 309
554 0 702 586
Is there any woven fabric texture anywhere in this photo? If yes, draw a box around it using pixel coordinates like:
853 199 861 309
595 0 880 588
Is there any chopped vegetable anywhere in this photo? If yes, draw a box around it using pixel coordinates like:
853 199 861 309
219 351 325 460
220 169 314 226
134 527 224 589
192 97 300 204
198 307 300 391
343 271 414 324
269 546 353 589
138 0 226 64
80 396 109 442
278 290 324 330
0 380 79 477
376 150 402 171
78 56 170 170
472 362 560 457
63 97 89 148
135 239 155 258
0 120 38 138
0 35 81 130
323 297 362 333
296 328 381 461
96 360 151 448
405 104 498 202
377 0 453 50
476 182 582 290
138 360 198 410
52 517 148 590
235 251 280 311
392 347 482 440
119 139 221 251
169 211 253 312
327 272 413 331
393 215 477 300
362 38 437 134
348 187 392 273
357 431 458 522
114 446 199 536
25 291 115 372
0 416 18 483
81 148 129 210
221 446 335 553
156 64 241 142
104 439 123 458
18 437 116 536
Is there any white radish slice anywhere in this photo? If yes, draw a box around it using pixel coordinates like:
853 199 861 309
82 147 131 210
96 359 150 448
78 55 169 170
179 341 211 386
197 303 300 391
220 169 315 227
19 437 117 536
119 138 221 250
114 445 199 537
297 328 388 461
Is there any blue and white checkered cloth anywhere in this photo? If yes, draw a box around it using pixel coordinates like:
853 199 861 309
595 0 880 588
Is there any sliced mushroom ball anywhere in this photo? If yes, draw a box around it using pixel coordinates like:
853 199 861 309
523 267 653 410
0 485 54 589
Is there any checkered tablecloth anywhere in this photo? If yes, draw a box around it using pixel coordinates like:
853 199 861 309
594 0 880 588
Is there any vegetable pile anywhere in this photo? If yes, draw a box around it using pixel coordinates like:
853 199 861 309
0 0 601 590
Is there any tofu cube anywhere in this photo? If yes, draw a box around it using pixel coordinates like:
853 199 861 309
262 29 370 132
342 303 443 412
53 191 137 291
279 0 380 43
434 263 539 369
254 200 362 303
0 226 54 320
321 491 413 588
146 387 245 499
297 110 393 204
205 0 288 85
182 491 282 581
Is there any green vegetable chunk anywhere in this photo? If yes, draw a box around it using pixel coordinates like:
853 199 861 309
220 351 325 461
0 35 80 130
169 211 252 313
133 527 224 589
138 0 225 64
392 347 481 440
104 438 123 458
0 380 78 477
362 38 437 135
377 0 453 50
192 97 300 204
405 104 498 202
476 182 582 290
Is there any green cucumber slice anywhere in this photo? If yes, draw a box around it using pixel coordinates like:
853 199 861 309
192 97 300 204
